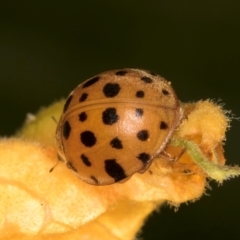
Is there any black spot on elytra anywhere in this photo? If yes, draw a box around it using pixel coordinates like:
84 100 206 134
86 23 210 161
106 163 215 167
162 89 170 95
66 162 78 173
103 83 120 97
141 76 153 83
90 176 99 185
148 71 157 76
63 121 71 139
110 137 123 149
137 152 151 164
63 95 73 113
82 76 100 88
160 121 168 130
136 108 144 117
137 130 149 141
79 112 87 122
183 169 192 174
80 131 97 147
105 159 127 182
136 90 144 98
79 93 88 102
81 154 91 167
102 108 119 125
115 70 128 76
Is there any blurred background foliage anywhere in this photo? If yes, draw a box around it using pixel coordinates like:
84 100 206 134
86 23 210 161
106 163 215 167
0 1 240 239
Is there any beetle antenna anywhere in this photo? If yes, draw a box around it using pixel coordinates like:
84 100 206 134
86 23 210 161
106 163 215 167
49 157 59 173
52 116 58 124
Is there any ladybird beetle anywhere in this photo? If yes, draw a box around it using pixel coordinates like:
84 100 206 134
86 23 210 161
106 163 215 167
56 69 183 185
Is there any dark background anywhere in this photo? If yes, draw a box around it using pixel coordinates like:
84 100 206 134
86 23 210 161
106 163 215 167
0 1 240 239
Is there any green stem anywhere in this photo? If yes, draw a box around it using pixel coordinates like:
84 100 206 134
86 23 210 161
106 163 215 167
171 139 240 183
